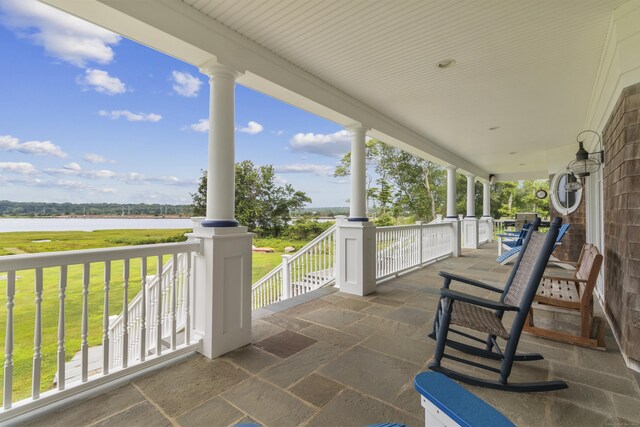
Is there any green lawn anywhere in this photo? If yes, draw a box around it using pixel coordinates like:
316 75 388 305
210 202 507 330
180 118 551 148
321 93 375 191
0 229 292 403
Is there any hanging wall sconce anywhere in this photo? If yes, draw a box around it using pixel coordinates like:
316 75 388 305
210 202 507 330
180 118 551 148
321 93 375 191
566 130 605 178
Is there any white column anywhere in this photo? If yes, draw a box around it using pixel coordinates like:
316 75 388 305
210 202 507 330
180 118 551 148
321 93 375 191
201 64 241 227
336 125 375 296
189 63 252 359
482 181 491 217
466 174 476 218
446 166 457 219
348 125 368 221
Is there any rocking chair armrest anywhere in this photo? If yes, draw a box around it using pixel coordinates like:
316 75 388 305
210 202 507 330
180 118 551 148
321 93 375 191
542 275 588 283
439 271 504 293
440 288 520 312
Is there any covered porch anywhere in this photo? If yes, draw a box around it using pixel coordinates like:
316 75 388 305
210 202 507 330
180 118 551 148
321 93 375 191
26 243 640 426
1 0 640 424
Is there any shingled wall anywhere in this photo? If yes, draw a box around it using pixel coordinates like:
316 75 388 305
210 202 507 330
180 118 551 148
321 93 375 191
603 82 640 366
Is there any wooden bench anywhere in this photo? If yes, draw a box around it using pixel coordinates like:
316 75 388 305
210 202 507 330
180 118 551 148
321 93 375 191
414 372 514 427
524 243 605 349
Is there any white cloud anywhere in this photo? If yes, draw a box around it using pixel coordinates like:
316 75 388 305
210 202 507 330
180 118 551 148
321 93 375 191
101 188 117 193
84 153 113 164
64 162 81 171
0 161 38 174
271 130 284 136
171 71 202 97
78 69 126 95
289 130 351 158
238 121 263 135
274 163 335 176
99 110 162 122
189 119 209 133
0 0 121 67
0 135 68 158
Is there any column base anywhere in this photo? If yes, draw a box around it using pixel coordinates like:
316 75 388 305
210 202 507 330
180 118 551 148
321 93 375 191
188 224 253 358
336 221 376 296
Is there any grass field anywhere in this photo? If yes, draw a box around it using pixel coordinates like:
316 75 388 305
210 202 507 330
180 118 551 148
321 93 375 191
0 229 300 402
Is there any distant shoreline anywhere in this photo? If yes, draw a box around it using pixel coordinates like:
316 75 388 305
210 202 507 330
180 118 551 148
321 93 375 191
1 214 190 219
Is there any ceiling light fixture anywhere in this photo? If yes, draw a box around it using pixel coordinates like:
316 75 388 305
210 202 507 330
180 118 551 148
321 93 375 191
436 59 456 69
567 130 605 178
489 126 500 131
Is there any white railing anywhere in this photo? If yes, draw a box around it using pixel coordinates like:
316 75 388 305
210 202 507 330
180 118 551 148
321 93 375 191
376 222 454 280
0 241 200 420
108 252 191 369
251 225 336 310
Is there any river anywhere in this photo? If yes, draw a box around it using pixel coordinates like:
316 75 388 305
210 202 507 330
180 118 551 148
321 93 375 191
0 218 194 232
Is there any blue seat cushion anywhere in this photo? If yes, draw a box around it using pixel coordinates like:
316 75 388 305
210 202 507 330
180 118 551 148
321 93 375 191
414 372 514 427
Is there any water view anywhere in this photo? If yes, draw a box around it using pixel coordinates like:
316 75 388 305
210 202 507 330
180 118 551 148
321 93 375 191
0 218 194 233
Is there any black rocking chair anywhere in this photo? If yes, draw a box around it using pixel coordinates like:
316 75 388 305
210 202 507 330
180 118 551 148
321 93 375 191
428 217 568 392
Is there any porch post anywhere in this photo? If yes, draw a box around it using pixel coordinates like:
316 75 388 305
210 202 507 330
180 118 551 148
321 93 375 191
466 174 476 218
482 181 491 217
445 166 461 256
202 64 240 227
463 174 478 249
189 62 252 359
482 181 493 242
446 166 457 219
348 125 368 221
336 125 376 296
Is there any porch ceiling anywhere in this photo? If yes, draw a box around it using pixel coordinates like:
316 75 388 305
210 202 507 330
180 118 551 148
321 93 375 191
43 0 624 180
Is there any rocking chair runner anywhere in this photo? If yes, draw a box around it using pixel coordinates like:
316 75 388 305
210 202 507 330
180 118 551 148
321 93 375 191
428 217 568 392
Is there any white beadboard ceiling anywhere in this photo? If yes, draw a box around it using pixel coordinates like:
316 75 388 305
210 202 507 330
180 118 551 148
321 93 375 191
181 0 622 176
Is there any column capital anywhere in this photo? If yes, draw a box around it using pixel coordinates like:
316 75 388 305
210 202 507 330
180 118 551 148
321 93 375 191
446 165 458 171
199 61 243 80
345 124 369 134
465 173 476 180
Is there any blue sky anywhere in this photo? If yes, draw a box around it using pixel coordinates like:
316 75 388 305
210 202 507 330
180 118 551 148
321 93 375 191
0 0 351 207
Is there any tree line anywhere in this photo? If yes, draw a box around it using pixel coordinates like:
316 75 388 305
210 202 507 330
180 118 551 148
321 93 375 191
0 201 192 217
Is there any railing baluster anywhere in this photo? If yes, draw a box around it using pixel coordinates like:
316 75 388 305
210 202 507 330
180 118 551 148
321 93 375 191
103 261 110 375
57 266 67 390
156 255 163 356
171 254 178 350
140 257 147 362
185 253 192 345
4 271 15 409
33 268 43 398
81 263 90 382
122 259 129 368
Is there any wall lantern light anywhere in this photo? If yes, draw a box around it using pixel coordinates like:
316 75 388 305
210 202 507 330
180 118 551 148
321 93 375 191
566 130 605 178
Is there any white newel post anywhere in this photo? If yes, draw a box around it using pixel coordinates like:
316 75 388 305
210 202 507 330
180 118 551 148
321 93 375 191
463 174 478 249
190 63 252 359
337 125 376 296
482 181 493 242
445 166 461 256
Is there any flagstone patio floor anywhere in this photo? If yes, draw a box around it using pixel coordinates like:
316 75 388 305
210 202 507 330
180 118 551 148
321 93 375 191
28 243 640 427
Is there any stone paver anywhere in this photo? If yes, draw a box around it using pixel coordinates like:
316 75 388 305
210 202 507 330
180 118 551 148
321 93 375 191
254 330 317 358
289 373 344 407
176 397 244 427
27 244 640 427
133 357 249 418
221 377 315 426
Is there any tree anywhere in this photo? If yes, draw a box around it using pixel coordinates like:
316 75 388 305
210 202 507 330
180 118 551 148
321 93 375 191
191 161 311 236
335 139 448 222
